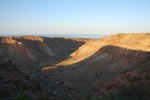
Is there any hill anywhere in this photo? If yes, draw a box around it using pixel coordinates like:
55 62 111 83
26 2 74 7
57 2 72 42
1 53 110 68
43 33 150 99
0 33 150 100
0 36 85 65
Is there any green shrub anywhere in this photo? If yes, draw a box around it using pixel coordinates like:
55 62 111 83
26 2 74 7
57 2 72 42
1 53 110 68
12 91 31 100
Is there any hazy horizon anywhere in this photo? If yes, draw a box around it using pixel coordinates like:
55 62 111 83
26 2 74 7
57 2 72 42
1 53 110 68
1 33 108 39
0 0 150 36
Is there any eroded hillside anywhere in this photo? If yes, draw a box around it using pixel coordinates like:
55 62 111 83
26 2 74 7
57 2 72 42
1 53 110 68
43 33 150 69
0 34 150 100
0 36 86 100
42 33 150 99
0 36 85 65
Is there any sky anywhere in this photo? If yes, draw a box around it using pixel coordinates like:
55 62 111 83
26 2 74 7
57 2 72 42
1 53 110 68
0 0 150 36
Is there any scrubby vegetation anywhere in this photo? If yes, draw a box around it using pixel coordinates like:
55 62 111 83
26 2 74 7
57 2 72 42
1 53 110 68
92 83 150 100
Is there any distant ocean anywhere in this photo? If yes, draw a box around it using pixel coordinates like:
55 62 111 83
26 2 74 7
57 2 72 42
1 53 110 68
2 33 107 39
44 34 107 39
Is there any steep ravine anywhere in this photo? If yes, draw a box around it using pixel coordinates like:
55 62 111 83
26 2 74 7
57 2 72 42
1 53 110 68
43 33 150 70
44 45 150 99
0 36 86 100
43 34 150 99
0 34 150 100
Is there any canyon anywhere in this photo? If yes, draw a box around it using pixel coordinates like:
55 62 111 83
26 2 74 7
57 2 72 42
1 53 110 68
0 33 150 100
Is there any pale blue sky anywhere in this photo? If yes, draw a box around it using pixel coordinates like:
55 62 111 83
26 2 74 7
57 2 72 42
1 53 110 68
0 0 150 36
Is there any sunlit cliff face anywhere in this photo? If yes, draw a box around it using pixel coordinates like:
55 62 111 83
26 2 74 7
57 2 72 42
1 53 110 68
2 38 17 44
21 36 44 42
1 38 23 45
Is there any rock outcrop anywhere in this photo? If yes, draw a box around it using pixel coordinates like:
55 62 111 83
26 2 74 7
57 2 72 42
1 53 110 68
1 37 17 44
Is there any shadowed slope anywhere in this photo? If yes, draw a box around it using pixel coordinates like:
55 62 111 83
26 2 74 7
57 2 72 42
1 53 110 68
0 58 49 100
0 34 150 99
43 33 150 70
44 44 150 99
39 33 150 99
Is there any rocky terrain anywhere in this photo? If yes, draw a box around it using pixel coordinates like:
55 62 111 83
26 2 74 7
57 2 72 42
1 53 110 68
0 33 150 100
0 58 49 100
0 36 85 100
